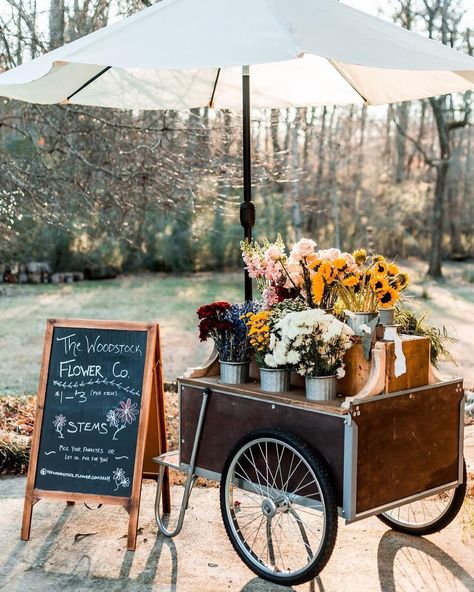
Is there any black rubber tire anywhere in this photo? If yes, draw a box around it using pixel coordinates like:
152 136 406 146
219 428 338 586
377 460 467 536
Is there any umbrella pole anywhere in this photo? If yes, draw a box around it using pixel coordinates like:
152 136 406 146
240 65 255 302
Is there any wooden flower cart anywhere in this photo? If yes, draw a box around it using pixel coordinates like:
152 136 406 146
153 335 466 586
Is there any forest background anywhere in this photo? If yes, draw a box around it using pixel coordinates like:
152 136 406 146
0 0 473 280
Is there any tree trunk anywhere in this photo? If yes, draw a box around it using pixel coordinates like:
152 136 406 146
428 161 448 277
427 97 451 279
395 102 410 183
49 0 65 50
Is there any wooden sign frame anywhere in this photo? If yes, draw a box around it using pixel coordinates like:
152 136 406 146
21 318 170 550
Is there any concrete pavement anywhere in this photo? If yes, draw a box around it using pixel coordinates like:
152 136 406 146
0 476 472 592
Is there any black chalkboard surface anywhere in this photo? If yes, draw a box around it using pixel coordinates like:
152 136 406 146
21 318 168 551
35 326 148 497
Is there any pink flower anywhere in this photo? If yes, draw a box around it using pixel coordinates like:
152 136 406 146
318 248 342 262
262 286 280 309
290 238 317 260
264 245 284 262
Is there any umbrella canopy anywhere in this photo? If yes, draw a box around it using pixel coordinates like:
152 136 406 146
0 0 473 109
1 0 474 299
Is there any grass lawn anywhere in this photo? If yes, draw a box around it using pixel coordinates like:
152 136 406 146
0 272 242 395
0 261 473 395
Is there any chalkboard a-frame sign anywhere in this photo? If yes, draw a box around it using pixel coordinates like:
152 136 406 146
21 319 170 550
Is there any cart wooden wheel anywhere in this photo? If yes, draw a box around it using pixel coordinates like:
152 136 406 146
219 428 338 586
377 460 467 536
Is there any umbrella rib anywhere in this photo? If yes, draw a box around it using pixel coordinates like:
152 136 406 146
208 68 221 108
327 59 368 105
66 66 112 101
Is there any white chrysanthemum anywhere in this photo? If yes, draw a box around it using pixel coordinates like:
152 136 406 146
336 366 346 379
286 350 300 365
269 333 276 350
273 342 288 366
293 335 303 348
264 353 277 368
359 324 372 335
344 309 356 319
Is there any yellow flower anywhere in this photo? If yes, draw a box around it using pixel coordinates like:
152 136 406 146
319 261 333 282
378 287 399 308
370 275 389 293
395 272 410 290
308 258 322 271
387 262 399 275
353 248 367 265
373 260 388 276
343 274 360 287
311 273 324 304
372 254 386 263
333 257 347 270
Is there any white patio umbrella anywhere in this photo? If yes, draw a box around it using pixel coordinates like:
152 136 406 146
1 0 473 298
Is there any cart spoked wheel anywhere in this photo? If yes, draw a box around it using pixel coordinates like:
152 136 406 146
377 460 467 536
220 428 338 586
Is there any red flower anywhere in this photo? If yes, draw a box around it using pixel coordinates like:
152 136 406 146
197 301 233 341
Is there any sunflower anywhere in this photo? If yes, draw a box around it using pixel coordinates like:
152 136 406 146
395 272 410 290
370 275 389 293
343 274 360 288
311 273 325 304
353 248 367 265
372 260 388 276
387 262 400 275
378 287 399 308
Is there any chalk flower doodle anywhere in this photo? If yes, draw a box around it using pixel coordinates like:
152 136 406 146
112 467 130 491
106 408 119 428
106 399 139 440
53 414 67 438
117 398 139 424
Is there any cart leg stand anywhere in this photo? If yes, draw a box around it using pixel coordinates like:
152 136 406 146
154 388 210 537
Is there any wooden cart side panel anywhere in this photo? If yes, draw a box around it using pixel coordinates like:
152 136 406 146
353 381 463 514
180 386 346 506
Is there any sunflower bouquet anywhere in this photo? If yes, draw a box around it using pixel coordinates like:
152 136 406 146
336 249 409 312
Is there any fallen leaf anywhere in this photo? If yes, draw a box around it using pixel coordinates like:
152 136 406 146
74 532 98 542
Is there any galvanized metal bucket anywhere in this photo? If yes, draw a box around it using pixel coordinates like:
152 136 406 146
259 368 290 393
345 311 378 336
305 375 337 401
378 307 395 326
220 360 249 384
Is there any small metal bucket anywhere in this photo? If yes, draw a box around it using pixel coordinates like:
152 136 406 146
345 312 378 336
260 368 290 393
378 308 395 326
220 360 249 384
305 375 337 401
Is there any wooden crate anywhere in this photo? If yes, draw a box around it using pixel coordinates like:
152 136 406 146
338 335 430 397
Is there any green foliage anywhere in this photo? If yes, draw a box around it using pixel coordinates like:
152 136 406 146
395 306 457 368
463 270 474 284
